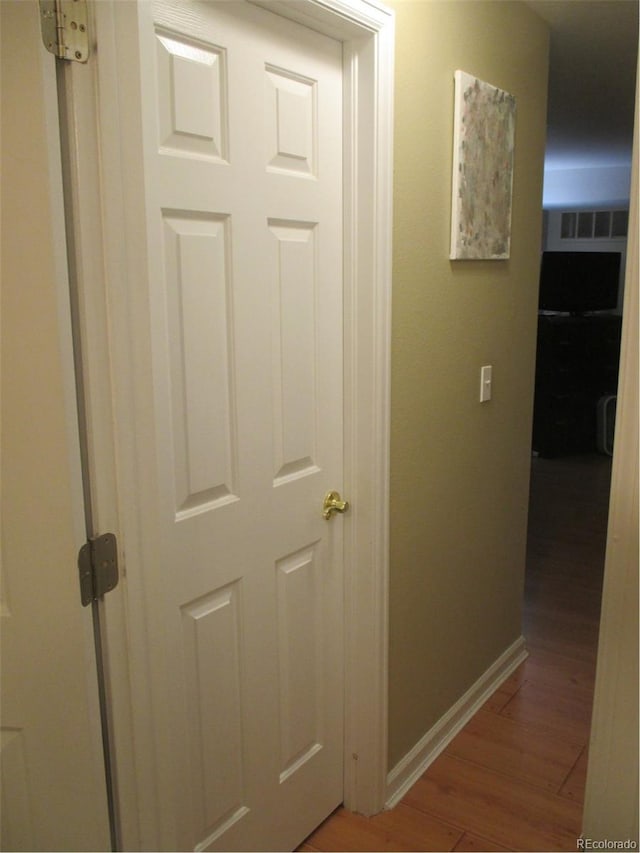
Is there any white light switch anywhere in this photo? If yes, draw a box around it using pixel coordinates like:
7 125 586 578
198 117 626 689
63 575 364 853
480 365 492 402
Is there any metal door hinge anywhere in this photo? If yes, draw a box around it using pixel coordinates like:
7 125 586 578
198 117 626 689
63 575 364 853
39 0 89 63
78 533 119 606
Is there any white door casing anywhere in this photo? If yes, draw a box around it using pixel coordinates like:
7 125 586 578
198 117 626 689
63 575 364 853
60 1 394 849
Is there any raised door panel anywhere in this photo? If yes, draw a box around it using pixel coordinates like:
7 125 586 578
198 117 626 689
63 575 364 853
276 544 323 781
155 30 228 161
265 66 315 176
269 220 319 484
162 212 238 517
0 730 33 851
181 584 248 848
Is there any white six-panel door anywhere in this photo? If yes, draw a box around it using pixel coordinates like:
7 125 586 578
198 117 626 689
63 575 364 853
116 2 345 849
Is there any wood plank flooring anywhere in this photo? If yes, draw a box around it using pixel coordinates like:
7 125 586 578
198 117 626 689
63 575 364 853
300 453 611 852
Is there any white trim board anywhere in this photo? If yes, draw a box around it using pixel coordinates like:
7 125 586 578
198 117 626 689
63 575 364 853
385 636 528 809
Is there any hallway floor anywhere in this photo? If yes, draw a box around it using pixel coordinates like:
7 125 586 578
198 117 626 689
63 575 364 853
299 453 612 852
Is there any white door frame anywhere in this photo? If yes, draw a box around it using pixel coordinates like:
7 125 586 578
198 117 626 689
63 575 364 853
59 0 394 847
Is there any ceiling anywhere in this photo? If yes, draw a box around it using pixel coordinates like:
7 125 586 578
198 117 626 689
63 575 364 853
525 0 639 170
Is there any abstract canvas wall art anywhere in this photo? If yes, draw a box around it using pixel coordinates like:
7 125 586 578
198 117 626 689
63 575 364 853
450 70 516 260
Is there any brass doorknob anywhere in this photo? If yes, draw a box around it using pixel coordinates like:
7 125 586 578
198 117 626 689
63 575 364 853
322 491 350 520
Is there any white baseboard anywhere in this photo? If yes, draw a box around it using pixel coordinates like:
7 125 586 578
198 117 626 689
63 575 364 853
385 635 528 809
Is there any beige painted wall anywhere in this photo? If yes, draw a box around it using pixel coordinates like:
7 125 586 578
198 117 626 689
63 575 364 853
387 0 549 767
582 67 639 844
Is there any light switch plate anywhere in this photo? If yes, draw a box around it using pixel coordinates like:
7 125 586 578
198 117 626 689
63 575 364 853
480 365 492 402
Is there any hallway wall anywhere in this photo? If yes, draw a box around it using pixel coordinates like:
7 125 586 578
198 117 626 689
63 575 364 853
387 0 550 768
